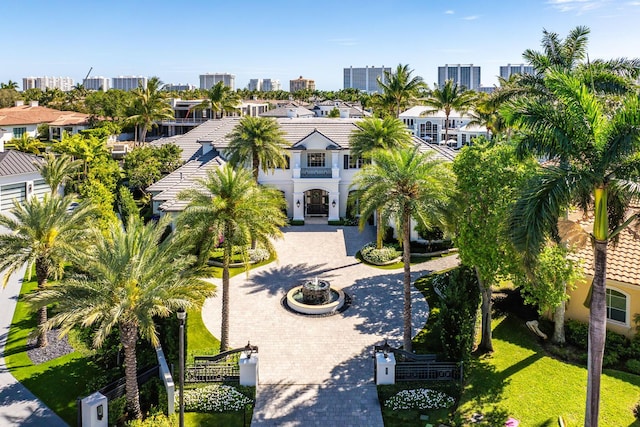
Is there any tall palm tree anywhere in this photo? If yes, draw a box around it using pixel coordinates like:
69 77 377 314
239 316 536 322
37 153 82 195
352 147 454 351
190 81 241 120
349 116 413 248
226 116 290 182
0 194 96 347
28 215 215 420
377 64 426 118
523 26 590 73
1 80 19 90
466 93 506 140
128 76 174 144
422 79 476 143
505 70 640 427
177 164 286 351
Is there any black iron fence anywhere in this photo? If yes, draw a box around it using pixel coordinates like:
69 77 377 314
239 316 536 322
186 344 257 383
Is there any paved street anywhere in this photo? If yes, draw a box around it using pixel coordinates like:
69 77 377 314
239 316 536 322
201 224 460 426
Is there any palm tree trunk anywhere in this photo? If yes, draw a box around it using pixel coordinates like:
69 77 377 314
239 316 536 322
220 231 232 352
402 211 412 353
35 258 49 348
444 113 449 143
552 284 567 344
375 210 383 249
476 266 493 353
585 239 607 427
252 153 260 183
120 322 142 420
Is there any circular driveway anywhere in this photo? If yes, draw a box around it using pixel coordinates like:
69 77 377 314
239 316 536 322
201 224 459 425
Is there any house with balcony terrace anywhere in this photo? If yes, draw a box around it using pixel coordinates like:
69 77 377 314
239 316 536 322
148 117 456 223
399 106 489 148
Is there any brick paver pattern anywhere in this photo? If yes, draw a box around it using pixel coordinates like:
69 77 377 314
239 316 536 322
201 224 460 426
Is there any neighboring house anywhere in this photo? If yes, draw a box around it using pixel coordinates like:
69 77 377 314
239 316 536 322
0 150 48 213
148 117 457 224
310 100 370 118
260 103 315 119
0 101 91 146
566 213 640 338
399 106 489 148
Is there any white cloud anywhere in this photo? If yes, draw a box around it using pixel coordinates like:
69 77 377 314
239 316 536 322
444 9 455 14
462 15 479 20
547 0 611 13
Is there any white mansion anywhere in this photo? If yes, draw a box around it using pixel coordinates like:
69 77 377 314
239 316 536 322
148 117 457 223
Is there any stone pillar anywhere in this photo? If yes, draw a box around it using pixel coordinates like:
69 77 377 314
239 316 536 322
239 351 259 386
293 192 304 221
80 392 108 427
292 152 301 178
375 352 396 385
328 191 339 221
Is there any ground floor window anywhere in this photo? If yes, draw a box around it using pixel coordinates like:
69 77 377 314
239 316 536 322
606 288 627 323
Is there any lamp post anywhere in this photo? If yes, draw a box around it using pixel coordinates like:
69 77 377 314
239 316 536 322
177 309 186 427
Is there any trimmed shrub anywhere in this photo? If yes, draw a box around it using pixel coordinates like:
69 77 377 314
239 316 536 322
565 320 588 350
625 359 640 375
248 248 269 263
360 243 401 265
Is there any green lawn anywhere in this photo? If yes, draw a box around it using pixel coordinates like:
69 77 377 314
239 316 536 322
4 277 102 426
457 315 640 427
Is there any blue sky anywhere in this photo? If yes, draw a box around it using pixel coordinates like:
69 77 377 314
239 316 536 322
4 0 640 91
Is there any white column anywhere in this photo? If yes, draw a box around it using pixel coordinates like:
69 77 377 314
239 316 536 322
239 352 259 386
293 191 304 221
376 352 396 385
81 392 108 427
328 191 339 221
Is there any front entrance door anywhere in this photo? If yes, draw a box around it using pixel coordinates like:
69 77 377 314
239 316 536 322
306 189 328 216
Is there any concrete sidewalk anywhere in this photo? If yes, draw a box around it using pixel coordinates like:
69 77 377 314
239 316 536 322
0 265 69 427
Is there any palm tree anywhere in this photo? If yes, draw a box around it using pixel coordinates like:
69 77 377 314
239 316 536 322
0 194 96 347
422 79 476 143
505 70 640 427
1 80 19 90
190 81 241 120
349 116 413 248
6 133 44 155
27 215 215 420
377 64 426 118
466 93 507 140
37 153 82 195
352 147 454 351
128 76 174 144
226 116 290 182
177 164 286 351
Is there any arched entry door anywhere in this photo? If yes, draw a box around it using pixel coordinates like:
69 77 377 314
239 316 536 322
305 189 328 216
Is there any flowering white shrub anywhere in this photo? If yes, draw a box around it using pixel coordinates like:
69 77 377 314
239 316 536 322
248 248 270 263
179 384 252 412
384 388 455 410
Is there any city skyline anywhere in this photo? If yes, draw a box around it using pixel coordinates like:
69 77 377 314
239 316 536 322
3 0 640 91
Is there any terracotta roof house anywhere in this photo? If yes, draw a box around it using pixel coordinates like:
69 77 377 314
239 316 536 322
148 117 457 231
0 101 90 148
0 150 49 213
566 212 640 337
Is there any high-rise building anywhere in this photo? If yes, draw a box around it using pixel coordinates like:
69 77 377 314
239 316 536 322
262 79 281 92
343 66 390 93
163 83 196 91
22 76 74 91
83 76 110 91
437 64 481 90
289 76 315 92
200 73 235 90
248 79 262 91
499 64 535 80
112 76 147 91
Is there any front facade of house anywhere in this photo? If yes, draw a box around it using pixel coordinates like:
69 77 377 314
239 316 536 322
399 106 488 148
148 117 457 223
566 216 640 338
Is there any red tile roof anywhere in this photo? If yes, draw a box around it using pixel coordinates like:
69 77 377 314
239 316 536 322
0 105 90 127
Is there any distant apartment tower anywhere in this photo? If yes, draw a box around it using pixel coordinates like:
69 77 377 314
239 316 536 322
262 79 280 92
83 76 110 91
499 64 535 80
248 79 262 91
22 76 74 91
163 83 196 91
437 64 481 90
200 73 235 90
112 76 148 91
343 65 390 93
289 76 315 92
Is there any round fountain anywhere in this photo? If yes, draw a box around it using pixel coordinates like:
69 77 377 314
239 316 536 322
284 277 348 316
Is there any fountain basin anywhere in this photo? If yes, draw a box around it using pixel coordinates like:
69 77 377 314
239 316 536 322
285 286 346 315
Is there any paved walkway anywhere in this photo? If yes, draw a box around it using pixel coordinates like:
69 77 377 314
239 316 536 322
201 224 460 426
0 264 69 427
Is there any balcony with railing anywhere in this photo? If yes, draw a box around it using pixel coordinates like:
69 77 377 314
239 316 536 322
300 167 332 178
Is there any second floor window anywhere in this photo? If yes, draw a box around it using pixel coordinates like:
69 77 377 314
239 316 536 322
308 152 325 167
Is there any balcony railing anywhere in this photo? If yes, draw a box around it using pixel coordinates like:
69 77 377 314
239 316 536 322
300 167 332 178
159 118 209 124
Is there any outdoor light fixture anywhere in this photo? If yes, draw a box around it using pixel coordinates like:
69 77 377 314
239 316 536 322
296 199 300 208
244 341 257 359
381 339 392 360
177 309 186 427
332 200 336 208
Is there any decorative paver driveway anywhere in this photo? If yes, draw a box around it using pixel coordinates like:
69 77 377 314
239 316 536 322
201 224 460 426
